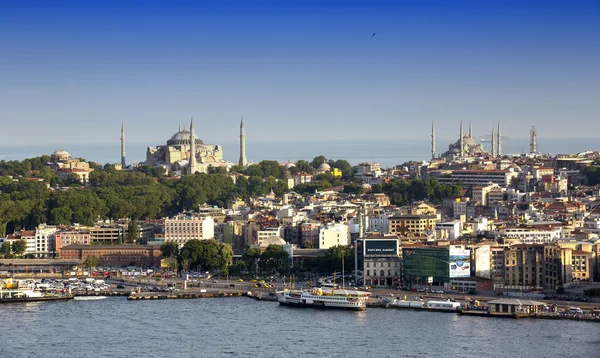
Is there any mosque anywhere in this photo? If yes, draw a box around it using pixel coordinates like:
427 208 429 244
432 120 501 161
143 119 235 175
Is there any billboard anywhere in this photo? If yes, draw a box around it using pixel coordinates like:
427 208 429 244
402 248 450 283
364 240 398 256
449 249 471 278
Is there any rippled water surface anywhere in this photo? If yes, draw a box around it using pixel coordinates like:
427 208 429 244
1 297 599 358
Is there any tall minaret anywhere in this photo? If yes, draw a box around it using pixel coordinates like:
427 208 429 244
497 121 502 157
491 127 495 157
459 119 464 158
120 121 126 168
189 118 196 174
530 126 537 153
239 118 247 166
469 120 473 138
431 121 436 160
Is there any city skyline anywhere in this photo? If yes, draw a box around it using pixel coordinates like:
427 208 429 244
1 0 599 146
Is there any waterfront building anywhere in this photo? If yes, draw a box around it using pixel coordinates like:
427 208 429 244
571 250 594 281
503 244 545 289
59 244 161 267
35 225 57 257
89 224 125 244
164 214 214 246
357 237 401 287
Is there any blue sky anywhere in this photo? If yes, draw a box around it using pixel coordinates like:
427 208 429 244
1 0 599 147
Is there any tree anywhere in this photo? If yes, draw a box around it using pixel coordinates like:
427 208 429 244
126 220 139 243
302 240 314 249
259 160 282 178
12 239 27 256
333 159 354 179
178 239 228 272
219 243 234 276
161 242 179 258
0 241 11 256
242 247 262 277
82 255 99 268
245 165 264 178
311 155 327 169
295 160 312 173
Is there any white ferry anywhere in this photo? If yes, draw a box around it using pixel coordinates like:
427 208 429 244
275 287 370 310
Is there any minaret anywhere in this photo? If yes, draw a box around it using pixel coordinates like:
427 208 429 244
431 121 436 160
120 121 126 168
189 118 196 174
469 120 473 138
239 118 247 166
491 127 495 157
459 119 464 158
497 121 502 157
530 126 537 153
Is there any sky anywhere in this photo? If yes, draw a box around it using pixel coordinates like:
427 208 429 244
1 0 599 148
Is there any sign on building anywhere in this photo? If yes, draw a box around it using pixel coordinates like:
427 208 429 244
449 249 471 278
364 240 398 256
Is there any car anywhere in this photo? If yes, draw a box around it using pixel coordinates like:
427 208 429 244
212 280 219 283
435 290 444 294
116 284 126 289
237 279 244 282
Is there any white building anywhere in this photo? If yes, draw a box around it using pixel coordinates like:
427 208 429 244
35 225 57 257
164 215 214 247
257 227 283 247
496 226 562 244
368 211 394 234
319 223 349 249
435 221 462 240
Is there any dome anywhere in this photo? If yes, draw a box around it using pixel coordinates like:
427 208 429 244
285 162 296 169
167 129 204 146
51 149 72 161
52 149 71 157
318 163 331 171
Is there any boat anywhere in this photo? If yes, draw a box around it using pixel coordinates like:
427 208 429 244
275 287 370 310
74 296 108 301
0 279 73 303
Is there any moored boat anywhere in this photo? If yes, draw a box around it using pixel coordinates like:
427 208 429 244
1 279 73 303
275 287 370 310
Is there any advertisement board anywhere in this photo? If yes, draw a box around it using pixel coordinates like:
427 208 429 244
402 248 450 283
365 240 398 256
449 249 471 278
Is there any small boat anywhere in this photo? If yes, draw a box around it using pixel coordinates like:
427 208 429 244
1 278 73 303
74 296 108 301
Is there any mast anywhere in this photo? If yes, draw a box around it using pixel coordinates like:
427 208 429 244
120 121 126 168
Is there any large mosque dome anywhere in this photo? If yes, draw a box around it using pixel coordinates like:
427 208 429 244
167 129 204 146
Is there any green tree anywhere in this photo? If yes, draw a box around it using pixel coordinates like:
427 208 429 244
161 242 179 258
259 160 282 178
333 159 354 179
311 155 327 169
219 243 234 276
82 255 99 268
295 160 312 173
126 220 139 243
12 239 27 256
245 165 264 178
0 241 11 256
242 247 262 276
302 240 314 249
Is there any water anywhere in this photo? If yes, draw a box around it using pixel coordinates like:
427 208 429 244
0 297 598 358
1 138 598 168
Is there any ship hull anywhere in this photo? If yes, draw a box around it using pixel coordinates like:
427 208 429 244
0 296 73 303
278 300 366 311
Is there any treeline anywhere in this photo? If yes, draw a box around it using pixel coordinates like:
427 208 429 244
371 178 462 206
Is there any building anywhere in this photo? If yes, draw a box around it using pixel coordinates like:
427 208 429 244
146 120 225 175
293 172 313 187
59 244 161 267
319 223 349 249
504 244 544 289
367 211 395 234
48 149 94 184
497 226 562 244
300 222 320 247
440 121 487 160
90 224 125 245
359 237 401 287
257 227 283 247
164 215 215 246
431 169 518 187
571 250 593 281
435 221 462 240
389 215 438 236
449 277 494 294
35 225 57 257
55 229 91 251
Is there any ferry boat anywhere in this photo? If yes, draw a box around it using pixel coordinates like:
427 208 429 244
0 279 73 303
275 287 370 310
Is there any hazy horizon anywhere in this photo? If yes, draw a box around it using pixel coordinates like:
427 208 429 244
1 0 599 145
